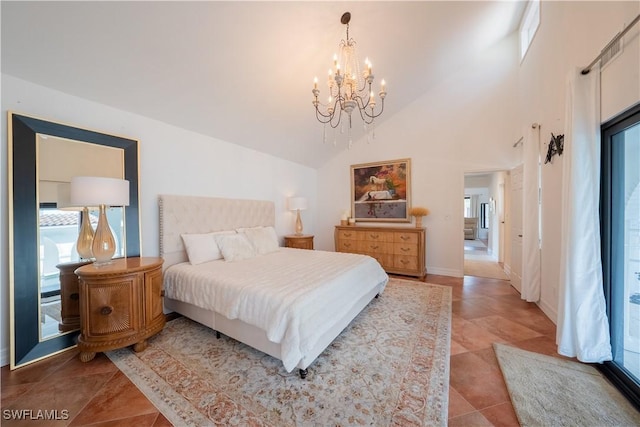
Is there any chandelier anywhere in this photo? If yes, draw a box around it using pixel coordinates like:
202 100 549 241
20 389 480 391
312 12 386 148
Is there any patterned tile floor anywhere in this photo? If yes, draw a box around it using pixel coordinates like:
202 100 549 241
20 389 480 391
1 273 557 426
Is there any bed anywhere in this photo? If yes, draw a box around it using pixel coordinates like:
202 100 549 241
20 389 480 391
158 194 388 377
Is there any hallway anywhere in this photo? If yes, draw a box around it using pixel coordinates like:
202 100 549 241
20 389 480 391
464 239 510 280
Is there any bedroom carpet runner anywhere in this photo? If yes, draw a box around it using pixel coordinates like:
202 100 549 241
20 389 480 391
106 278 451 426
494 343 640 426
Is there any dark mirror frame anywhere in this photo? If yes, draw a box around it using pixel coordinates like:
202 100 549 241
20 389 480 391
8 112 140 369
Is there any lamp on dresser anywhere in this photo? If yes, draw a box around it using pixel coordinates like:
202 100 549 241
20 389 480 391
71 176 129 265
288 197 308 235
57 182 95 260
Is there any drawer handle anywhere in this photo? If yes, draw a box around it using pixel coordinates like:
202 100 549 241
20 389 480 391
370 234 379 239
400 247 411 252
344 243 352 247
400 259 409 264
400 235 410 241
70 293 79 301
100 306 113 316
370 245 379 250
344 233 352 237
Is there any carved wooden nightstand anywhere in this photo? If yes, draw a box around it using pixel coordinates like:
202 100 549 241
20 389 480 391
284 234 314 250
75 257 165 362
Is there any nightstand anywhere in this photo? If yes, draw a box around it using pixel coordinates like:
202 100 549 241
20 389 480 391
284 234 314 250
56 260 92 332
74 257 166 362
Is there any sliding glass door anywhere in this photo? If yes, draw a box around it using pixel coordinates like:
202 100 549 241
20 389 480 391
601 103 640 407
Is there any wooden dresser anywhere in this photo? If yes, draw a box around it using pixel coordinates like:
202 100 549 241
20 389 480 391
335 225 426 278
74 257 166 362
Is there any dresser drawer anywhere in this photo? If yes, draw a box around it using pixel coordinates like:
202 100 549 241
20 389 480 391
358 230 392 243
394 232 418 244
369 253 394 269
337 229 358 240
336 239 359 252
359 241 391 254
394 255 419 271
393 242 418 256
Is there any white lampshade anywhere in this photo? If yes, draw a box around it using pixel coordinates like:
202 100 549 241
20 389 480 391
70 176 129 265
288 197 307 211
70 176 130 207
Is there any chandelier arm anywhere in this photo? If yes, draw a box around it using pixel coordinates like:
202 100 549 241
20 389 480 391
315 107 338 126
329 110 342 129
362 99 385 120
356 78 370 94
354 101 375 124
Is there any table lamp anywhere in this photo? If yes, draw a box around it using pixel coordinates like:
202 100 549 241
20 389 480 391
57 182 94 260
288 197 307 236
71 176 129 265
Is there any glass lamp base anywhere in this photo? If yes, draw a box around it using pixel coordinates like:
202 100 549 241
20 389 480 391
92 204 116 265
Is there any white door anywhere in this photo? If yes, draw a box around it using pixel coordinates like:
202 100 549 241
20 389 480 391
510 165 524 293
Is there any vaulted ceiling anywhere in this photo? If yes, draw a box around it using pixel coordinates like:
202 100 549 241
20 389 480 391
2 1 526 168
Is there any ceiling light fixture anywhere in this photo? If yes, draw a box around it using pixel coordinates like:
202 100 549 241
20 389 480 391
312 12 386 148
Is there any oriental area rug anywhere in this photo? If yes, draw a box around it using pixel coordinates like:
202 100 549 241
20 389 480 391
494 343 640 427
106 278 452 426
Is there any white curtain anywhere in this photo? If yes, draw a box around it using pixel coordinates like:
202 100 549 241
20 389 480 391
522 125 541 302
470 195 479 219
557 65 612 363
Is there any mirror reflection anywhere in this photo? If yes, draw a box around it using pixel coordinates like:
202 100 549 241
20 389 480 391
10 112 140 369
37 134 125 340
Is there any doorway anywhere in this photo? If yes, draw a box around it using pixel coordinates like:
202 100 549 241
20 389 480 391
463 171 509 280
601 103 640 406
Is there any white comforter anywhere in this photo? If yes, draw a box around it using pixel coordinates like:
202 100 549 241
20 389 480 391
164 248 388 371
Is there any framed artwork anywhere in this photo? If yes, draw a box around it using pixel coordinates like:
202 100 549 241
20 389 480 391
350 158 411 222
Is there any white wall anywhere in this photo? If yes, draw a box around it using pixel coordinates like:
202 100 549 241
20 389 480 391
316 34 521 277
0 75 318 366
517 1 640 321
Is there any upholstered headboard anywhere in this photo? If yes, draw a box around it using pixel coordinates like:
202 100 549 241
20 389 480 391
159 194 275 269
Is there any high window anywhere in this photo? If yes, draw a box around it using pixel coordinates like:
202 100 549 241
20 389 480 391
520 0 540 60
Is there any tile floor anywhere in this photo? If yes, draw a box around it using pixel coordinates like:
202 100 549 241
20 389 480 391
1 273 559 426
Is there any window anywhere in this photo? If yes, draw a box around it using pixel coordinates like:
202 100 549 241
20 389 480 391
464 197 471 218
520 0 540 60
480 203 489 229
600 103 640 407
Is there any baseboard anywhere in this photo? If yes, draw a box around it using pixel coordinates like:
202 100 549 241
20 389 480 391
1 345 9 368
427 266 463 278
503 263 512 277
537 298 558 324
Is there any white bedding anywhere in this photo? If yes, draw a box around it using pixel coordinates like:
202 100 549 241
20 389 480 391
164 248 388 371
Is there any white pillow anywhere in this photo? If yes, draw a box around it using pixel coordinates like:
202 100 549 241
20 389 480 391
215 233 257 262
243 226 279 254
181 230 235 265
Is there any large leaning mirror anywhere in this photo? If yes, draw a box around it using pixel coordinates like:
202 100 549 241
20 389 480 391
8 112 140 369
